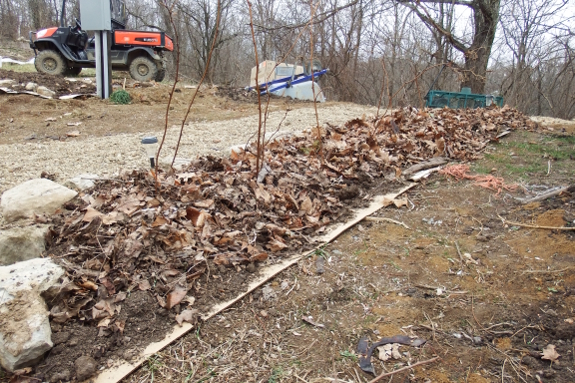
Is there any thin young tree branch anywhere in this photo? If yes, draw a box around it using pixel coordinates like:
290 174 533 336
156 0 180 180
171 0 222 168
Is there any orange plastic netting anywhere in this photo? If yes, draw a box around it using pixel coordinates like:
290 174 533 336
438 164 517 196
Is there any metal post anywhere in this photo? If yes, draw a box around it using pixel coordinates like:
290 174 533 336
94 30 112 99
80 0 112 99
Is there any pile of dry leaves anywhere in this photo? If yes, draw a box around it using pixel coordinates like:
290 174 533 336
44 105 536 330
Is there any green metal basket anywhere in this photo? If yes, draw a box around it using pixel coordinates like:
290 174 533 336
425 88 503 109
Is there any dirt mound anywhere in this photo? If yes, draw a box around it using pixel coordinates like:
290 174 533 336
215 85 308 104
0 69 96 97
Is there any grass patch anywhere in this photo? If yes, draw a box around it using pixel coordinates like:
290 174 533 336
1 63 36 73
472 131 575 181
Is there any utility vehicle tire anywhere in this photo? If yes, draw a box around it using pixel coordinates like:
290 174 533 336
129 56 158 82
65 67 82 76
155 67 166 82
35 50 67 76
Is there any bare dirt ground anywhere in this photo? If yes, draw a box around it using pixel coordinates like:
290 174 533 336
1 64 575 383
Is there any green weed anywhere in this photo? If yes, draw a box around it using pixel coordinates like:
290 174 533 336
340 350 358 362
146 355 163 383
268 367 284 383
110 89 131 104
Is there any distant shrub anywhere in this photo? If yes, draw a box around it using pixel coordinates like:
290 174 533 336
110 89 131 104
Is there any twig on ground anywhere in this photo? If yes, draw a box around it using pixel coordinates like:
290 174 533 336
367 357 440 383
520 267 573 275
510 325 540 338
516 186 570 204
471 296 488 332
484 322 514 330
498 214 575 231
364 216 410 229
454 241 464 267
285 277 298 296
423 311 436 342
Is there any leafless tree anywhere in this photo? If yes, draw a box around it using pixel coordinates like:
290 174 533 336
396 0 501 94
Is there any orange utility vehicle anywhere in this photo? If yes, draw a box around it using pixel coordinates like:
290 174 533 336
29 0 173 82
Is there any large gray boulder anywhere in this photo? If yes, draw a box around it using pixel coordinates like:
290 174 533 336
0 179 77 223
0 258 65 371
0 225 50 266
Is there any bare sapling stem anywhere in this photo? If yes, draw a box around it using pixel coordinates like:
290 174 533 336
246 0 264 178
309 0 322 157
171 0 222 168
156 0 180 179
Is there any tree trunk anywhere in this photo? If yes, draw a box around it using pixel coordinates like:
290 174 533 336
461 45 490 93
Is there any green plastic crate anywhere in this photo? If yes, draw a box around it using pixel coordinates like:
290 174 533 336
425 88 503 109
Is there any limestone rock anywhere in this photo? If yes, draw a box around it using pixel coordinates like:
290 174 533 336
0 258 65 303
0 79 15 87
75 356 97 381
50 370 71 382
0 225 50 266
0 258 65 371
36 86 56 99
0 179 77 223
0 292 53 371
25 82 38 92
65 174 99 191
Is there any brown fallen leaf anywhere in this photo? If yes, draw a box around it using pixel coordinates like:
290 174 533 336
102 211 124 225
83 206 103 222
138 279 151 291
77 280 98 291
113 319 126 334
186 207 208 227
97 317 111 328
100 277 116 295
152 215 170 227
541 344 560 362
95 298 116 317
193 199 214 208
266 238 288 252
114 292 127 302
382 196 408 208
213 253 230 266
165 285 188 310
156 294 166 308
249 252 268 262
175 309 198 326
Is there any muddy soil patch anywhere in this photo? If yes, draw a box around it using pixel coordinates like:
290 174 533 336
0 69 96 97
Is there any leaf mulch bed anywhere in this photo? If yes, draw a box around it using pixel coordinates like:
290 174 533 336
32 106 536 382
